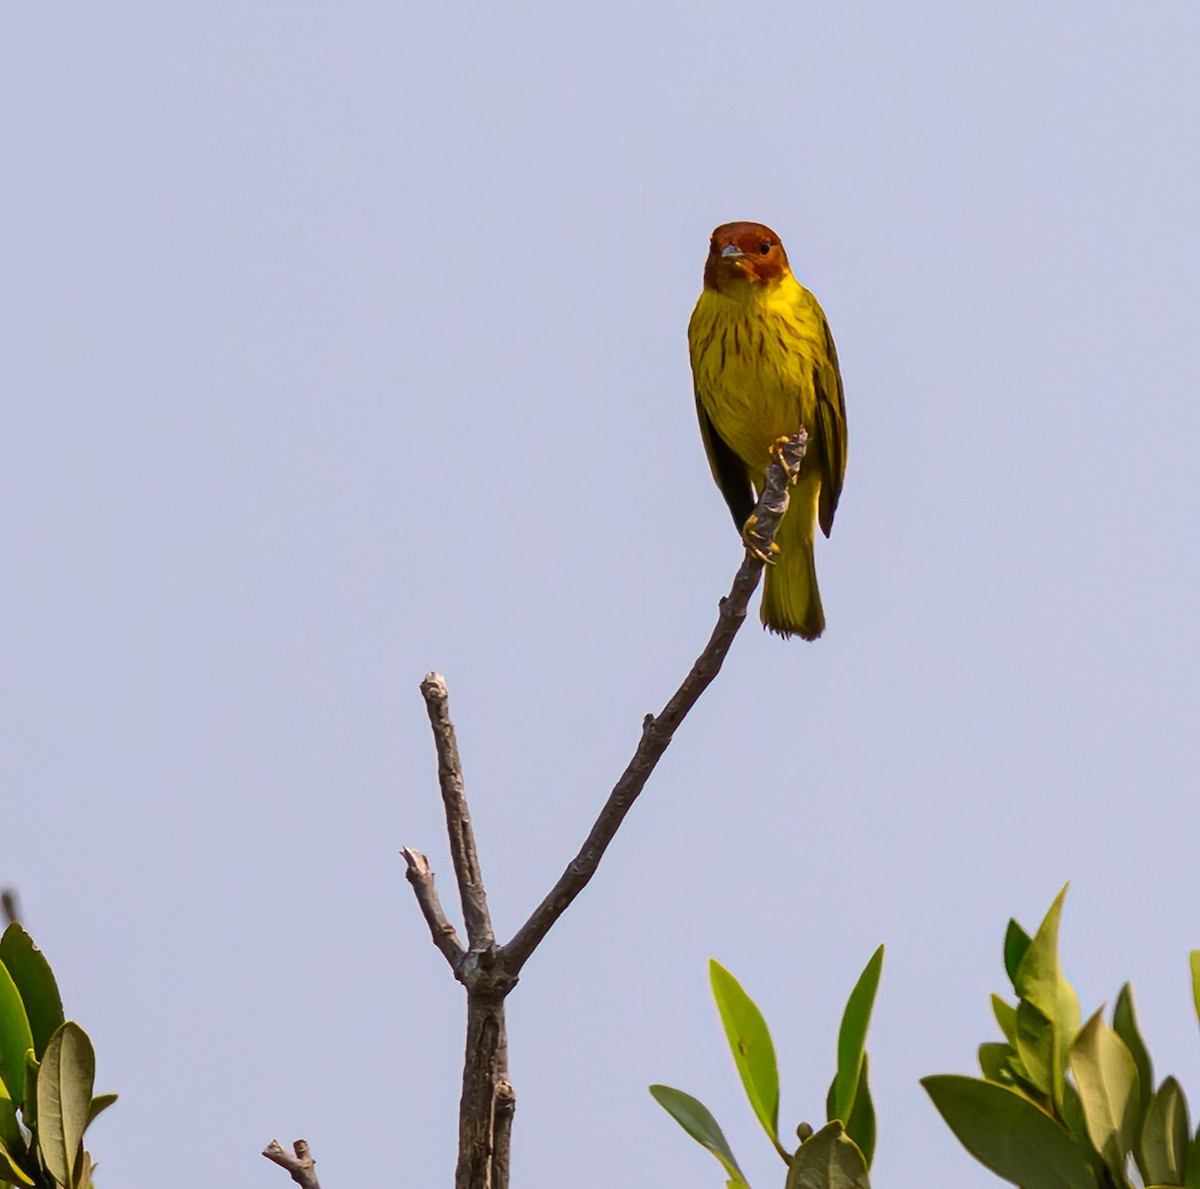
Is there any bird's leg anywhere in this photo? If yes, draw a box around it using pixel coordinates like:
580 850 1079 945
741 514 781 564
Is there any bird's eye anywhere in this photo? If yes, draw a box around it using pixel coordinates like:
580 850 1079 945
759 242 772 255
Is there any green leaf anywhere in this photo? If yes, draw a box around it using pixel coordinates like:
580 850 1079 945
993 995 1018 1046
785 1121 870 1189
1062 1081 1093 1151
1068 1009 1139 1180
0 965 32 1109
1014 885 1081 1113
0 927 64 1061
833 947 884 1124
980 1039 1047 1107
1112 984 1155 1179
1140 1077 1189 1187
0 1137 34 1189
1191 954 1200 1028
709 960 782 1153
649 1085 749 1187
844 1053 876 1169
922 1074 1098 1189
980 1042 1018 1084
1005 919 1033 989
86 1092 118 1131
1184 1125 1200 1189
0 1099 31 1187
1015 998 1056 1100
0 1097 19 1155
20 1054 35 1130
75 1149 95 1189
37 1022 95 1189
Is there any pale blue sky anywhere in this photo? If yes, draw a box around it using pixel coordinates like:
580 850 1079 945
3 4 1199 1186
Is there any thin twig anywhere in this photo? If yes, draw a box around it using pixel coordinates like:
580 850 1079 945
500 429 807 975
1 888 20 926
420 674 496 949
262 1139 322 1189
402 848 467 972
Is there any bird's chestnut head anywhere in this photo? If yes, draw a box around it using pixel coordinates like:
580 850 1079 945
703 222 790 291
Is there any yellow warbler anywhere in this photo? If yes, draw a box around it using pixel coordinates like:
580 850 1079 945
688 221 847 640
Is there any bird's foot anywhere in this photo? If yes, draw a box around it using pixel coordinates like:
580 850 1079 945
768 435 801 483
742 514 781 564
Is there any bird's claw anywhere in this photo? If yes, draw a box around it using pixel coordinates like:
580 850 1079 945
768 434 801 483
742 515 781 564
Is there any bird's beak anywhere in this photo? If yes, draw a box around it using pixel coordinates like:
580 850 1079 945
719 244 747 260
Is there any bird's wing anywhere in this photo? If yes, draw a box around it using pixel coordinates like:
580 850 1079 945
815 318 847 538
694 388 756 531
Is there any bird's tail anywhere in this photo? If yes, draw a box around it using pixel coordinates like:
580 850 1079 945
760 481 825 640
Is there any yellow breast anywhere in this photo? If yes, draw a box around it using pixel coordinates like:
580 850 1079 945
688 273 829 480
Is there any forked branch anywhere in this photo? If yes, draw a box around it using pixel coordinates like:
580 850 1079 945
263 430 808 1189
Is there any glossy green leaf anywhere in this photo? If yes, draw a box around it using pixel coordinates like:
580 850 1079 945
844 1053 875 1168
1014 885 1080 1112
1068 1010 1138 1179
980 1042 1017 1085
0 927 64 1062
785 1121 869 1189
1005 919 1032 989
709 960 781 1151
74 1149 95 1189
1112 983 1154 1173
0 965 32 1109
981 1039 1046 1107
649 1084 748 1187
86 1092 118 1131
922 1074 1098 1189
20 1054 35 1130
993 995 1018 1046
0 1099 30 1188
37 1022 95 1189
1140 1077 1189 1187
833 947 884 1124
1015 997 1056 1100
1191 954 1200 1028
0 1098 17 1154
1062 1081 1092 1150
0 1137 34 1189
1183 1125 1200 1189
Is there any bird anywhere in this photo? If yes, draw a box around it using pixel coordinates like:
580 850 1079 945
688 221 847 640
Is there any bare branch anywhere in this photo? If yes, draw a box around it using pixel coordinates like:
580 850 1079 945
262 1139 322 1189
500 430 807 974
420 673 496 949
402 847 467 972
492 1077 515 1187
456 995 510 1189
1 888 20 926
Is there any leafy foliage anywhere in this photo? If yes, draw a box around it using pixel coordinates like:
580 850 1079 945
652 948 883 1188
0 924 115 1189
924 884 1200 1189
